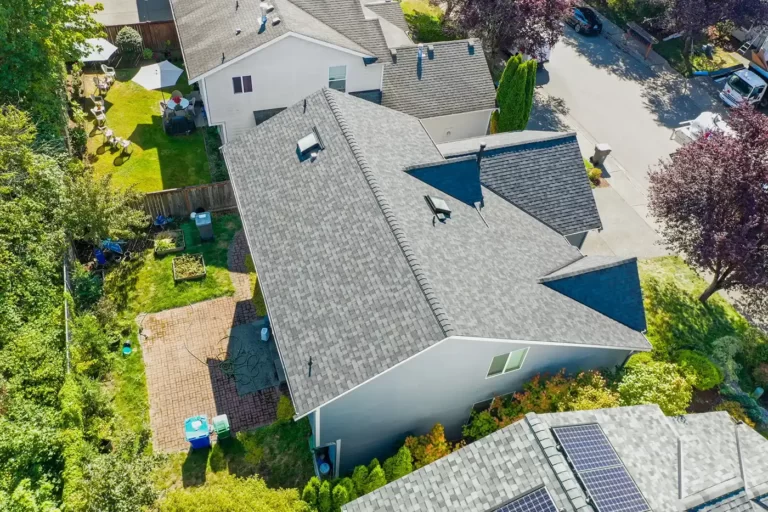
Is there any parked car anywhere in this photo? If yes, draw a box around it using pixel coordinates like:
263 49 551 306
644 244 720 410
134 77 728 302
566 6 603 35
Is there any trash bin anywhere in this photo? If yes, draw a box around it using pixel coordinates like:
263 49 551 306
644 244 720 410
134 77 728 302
195 211 214 241
184 415 211 449
212 414 230 439
590 143 612 166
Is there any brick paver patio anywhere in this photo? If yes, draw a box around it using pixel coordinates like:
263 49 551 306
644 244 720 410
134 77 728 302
140 230 280 452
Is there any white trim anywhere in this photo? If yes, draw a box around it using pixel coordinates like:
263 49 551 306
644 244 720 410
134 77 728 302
315 408 321 447
294 335 640 419
485 347 529 379
188 32 373 83
334 439 341 478
422 107 497 123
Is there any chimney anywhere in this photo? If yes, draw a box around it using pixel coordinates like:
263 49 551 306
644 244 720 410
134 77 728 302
468 39 475 55
477 142 486 165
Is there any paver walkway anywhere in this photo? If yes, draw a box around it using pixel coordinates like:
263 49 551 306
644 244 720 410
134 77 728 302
140 230 280 452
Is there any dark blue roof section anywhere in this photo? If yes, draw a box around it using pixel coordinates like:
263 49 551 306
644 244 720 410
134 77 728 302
405 156 482 207
540 256 647 332
350 89 383 105
450 133 602 236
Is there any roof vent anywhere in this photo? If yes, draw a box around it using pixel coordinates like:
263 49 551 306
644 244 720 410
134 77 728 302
467 39 475 55
297 126 324 155
272 16 281 25
428 44 434 59
265 2 274 11
426 195 451 221
235 28 241 35
390 48 397 63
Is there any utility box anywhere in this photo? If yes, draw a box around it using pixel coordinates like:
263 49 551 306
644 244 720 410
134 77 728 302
590 143 612 166
212 414 231 439
195 211 214 241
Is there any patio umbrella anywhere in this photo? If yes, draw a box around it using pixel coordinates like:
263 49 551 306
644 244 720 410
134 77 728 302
81 38 118 62
132 60 184 90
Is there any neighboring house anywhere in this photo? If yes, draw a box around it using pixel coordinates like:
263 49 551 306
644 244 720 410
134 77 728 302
222 89 650 476
344 405 768 512
170 0 496 143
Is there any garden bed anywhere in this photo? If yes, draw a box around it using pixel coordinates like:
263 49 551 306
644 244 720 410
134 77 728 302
154 230 185 255
172 253 206 282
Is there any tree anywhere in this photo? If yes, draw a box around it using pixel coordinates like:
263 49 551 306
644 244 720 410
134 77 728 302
618 361 692 415
301 478 319 507
648 104 768 312
404 424 454 469
276 395 295 423
364 466 387 494
495 56 537 132
338 478 357 502
383 446 413 482
449 0 574 58
115 26 143 55
317 481 331 512
331 484 349 512
351 465 369 496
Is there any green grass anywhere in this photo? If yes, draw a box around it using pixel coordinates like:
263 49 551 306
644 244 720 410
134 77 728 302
654 39 740 76
244 255 268 317
86 66 211 192
111 326 151 437
155 418 314 492
105 214 241 315
401 0 455 43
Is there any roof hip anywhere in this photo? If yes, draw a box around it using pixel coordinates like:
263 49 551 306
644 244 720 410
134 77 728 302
322 88 454 337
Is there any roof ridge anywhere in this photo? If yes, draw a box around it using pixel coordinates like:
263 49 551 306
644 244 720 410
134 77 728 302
538 256 638 283
322 89 455 338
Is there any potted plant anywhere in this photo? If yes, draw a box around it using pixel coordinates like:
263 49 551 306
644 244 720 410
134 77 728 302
154 230 185 255
172 253 206 282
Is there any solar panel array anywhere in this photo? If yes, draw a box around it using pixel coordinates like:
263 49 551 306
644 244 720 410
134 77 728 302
495 487 558 512
553 424 650 512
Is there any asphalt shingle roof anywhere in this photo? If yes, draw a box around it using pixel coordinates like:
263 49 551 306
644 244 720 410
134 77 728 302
363 0 409 34
171 0 389 80
345 406 768 512
223 89 650 415
382 40 497 118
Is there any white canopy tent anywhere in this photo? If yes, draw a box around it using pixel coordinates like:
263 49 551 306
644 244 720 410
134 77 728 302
131 60 184 90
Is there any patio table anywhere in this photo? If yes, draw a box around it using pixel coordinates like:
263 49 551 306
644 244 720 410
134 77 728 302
167 98 189 110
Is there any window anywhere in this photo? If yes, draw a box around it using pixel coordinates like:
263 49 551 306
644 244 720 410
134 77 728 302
486 348 528 378
329 65 346 92
232 75 252 94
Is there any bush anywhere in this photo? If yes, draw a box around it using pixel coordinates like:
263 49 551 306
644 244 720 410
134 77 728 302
301 477 319 507
753 363 768 388
584 159 602 187
368 458 380 472
618 361 692 415
364 466 387 494
711 336 743 383
404 424 454 469
351 465 368 496
71 313 113 379
625 352 654 369
115 26 143 54
674 350 723 390
142 48 154 60
276 395 295 423
318 481 331 512
383 446 413 482
715 400 755 427
338 478 357 502
71 263 102 312
331 484 349 512
462 410 498 441
69 126 87 158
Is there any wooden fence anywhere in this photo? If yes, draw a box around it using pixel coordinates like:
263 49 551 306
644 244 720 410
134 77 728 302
104 21 179 51
144 181 237 218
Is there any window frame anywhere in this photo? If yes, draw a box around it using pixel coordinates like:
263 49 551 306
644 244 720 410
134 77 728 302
232 76 243 94
242 75 253 93
328 65 347 92
485 347 529 378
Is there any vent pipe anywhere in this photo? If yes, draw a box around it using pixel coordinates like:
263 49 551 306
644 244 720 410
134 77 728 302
235 0 238 9
417 43 423 61
235 28 241 35
221 52 225 63
390 48 397 63
477 142 486 165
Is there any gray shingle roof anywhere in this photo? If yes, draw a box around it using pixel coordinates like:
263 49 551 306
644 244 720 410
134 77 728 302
223 89 649 415
382 40 497 118
345 406 768 512
363 0 409 34
171 0 389 80
446 133 602 236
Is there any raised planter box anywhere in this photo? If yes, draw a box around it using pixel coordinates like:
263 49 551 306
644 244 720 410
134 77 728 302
154 230 185 255
172 253 206 282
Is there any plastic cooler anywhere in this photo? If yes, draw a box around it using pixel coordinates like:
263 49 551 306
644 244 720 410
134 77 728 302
184 415 211 449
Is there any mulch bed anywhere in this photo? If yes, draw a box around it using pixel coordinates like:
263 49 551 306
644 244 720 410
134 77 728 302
688 388 723 413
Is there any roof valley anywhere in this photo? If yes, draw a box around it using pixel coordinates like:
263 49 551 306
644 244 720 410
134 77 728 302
322 88 454 338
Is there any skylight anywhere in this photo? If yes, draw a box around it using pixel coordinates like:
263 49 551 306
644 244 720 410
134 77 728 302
426 196 451 220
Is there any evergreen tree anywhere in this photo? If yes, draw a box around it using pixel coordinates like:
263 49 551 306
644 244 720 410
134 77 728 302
364 466 387 494
317 481 331 512
331 484 349 512
496 55 536 132
351 466 368 496
339 478 357 502
383 446 413 483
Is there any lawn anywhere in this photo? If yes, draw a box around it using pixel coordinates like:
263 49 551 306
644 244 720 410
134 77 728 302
400 0 455 43
154 418 314 492
654 38 741 76
104 213 241 315
245 255 268 317
85 66 211 192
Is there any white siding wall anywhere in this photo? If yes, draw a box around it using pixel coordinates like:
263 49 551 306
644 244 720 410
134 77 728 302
420 109 494 144
203 34 383 142
316 336 632 473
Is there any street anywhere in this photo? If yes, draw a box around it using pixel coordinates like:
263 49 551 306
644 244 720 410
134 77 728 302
528 27 724 258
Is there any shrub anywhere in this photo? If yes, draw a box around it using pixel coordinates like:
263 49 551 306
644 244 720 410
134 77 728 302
142 47 154 60
276 395 295 423
69 126 87 158
715 400 755 427
404 423 453 469
711 336 743 383
351 465 368 496
753 363 768 388
462 410 498 441
368 458 380 472
567 379 620 411
584 159 602 187
674 350 723 390
618 361 692 415
625 352 654 369
338 477 357 502
317 481 331 512
383 446 413 482
71 313 113 379
301 478 319 507
331 483 349 512
71 263 102 312
115 26 143 54
364 466 387 494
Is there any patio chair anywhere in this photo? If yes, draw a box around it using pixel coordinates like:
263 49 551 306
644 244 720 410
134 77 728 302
90 94 104 109
186 96 196 114
103 127 115 145
93 76 109 94
112 136 124 150
120 138 133 155
91 107 106 127
101 64 116 82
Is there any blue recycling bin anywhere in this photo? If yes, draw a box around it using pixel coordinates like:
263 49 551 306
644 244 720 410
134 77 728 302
184 415 211 449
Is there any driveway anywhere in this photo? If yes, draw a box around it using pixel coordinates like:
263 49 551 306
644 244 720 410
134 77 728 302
529 26 724 258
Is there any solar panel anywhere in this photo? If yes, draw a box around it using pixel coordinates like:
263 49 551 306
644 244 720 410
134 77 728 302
495 487 558 512
579 467 650 512
552 424 622 472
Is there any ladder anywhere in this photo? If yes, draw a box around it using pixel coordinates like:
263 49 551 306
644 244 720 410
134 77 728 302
738 25 768 55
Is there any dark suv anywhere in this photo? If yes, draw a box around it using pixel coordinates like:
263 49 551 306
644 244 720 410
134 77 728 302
566 6 603 35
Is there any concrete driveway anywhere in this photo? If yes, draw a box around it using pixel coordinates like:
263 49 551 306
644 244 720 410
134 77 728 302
529 26 724 258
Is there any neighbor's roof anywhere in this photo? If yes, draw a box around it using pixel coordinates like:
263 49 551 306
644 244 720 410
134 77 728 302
363 0 409 34
344 405 768 512
441 132 602 236
382 40 497 118
171 0 390 80
223 89 649 415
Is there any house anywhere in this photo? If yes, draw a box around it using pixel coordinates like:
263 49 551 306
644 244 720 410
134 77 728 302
343 405 768 512
170 0 496 143
221 89 651 476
